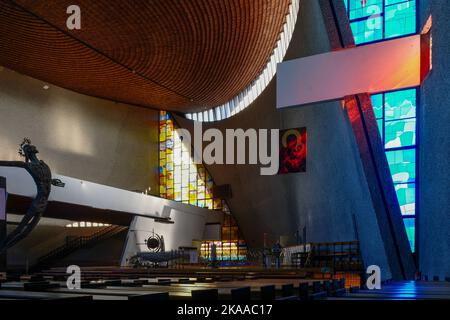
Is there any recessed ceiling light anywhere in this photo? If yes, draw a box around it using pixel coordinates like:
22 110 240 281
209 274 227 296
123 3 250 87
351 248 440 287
43 85 50 90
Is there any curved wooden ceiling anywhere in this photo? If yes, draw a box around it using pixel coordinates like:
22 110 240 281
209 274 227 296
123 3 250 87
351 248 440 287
0 0 291 112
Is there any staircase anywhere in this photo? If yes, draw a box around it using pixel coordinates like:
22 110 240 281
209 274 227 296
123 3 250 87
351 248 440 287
33 225 128 271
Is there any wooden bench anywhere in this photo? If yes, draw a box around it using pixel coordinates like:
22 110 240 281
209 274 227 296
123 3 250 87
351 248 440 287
260 285 276 300
191 288 218 301
231 286 251 301
0 290 92 300
281 284 294 297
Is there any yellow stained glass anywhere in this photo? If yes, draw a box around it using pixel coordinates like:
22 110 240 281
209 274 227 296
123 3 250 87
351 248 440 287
158 111 246 261
182 188 189 201
205 187 213 199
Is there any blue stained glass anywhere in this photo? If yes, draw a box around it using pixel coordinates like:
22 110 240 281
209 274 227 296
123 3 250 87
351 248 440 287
349 0 383 20
394 183 416 216
371 94 383 119
345 1 418 255
385 1 416 39
386 149 416 183
345 0 416 45
384 118 416 148
385 88 416 121
351 18 383 44
385 0 410 4
403 218 415 252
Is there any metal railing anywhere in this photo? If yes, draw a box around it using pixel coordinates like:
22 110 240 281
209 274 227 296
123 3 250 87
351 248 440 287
34 225 127 269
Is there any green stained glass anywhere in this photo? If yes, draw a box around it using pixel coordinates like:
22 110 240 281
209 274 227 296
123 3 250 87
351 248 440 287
386 149 416 183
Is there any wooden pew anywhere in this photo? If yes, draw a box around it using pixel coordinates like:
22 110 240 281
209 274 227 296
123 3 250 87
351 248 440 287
231 287 251 301
191 288 219 301
0 290 92 300
47 287 169 300
281 284 294 297
260 285 276 301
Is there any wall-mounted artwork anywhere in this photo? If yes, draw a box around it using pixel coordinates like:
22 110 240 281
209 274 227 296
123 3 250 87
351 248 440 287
278 127 307 174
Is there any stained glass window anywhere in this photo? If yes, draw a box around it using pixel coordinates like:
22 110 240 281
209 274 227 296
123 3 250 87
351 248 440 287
345 0 419 252
371 88 418 251
159 111 246 261
403 218 415 251
344 0 417 45
200 215 247 262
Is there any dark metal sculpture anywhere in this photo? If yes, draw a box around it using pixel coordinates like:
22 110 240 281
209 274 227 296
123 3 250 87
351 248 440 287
145 230 165 253
128 251 189 268
0 139 52 254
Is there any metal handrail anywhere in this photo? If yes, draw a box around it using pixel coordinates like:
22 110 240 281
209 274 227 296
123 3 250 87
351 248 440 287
36 225 126 265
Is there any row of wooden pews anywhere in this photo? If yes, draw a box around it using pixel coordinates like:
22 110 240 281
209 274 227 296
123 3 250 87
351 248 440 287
0 267 350 301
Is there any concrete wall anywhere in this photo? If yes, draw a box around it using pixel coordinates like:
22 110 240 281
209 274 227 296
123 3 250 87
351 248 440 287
0 68 159 193
418 0 450 280
176 0 392 279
